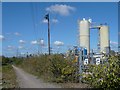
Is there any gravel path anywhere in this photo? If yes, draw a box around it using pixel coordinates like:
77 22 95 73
12 65 61 88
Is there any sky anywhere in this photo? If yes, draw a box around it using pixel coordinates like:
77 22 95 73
1 2 119 57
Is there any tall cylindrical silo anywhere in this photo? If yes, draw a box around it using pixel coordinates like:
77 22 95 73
100 25 109 53
79 19 90 54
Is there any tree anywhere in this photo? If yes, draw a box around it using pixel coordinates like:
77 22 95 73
2 56 12 65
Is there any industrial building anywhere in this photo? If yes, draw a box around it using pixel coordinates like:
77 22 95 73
79 18 90 54
78 18 110 56
65 18 111 69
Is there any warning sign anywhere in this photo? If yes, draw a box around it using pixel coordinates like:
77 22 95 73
84 59 88 65
96 58 100 65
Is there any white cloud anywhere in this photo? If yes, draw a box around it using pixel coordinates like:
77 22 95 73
42 19 48 23
18 46 24 49
42 18 58 24
7 45 14 50
31 40 38 45
0 35 5 41
110 41 118 45
39 39 44 46
52 19 58 23
8 45 13 48
19 40 26 44
20 52 25 55
14 32 20 36
54 41 64 46
46 4 75 16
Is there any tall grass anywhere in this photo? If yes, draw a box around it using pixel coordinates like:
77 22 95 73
0 66 2 89
17 54 79 83
2 65 18 88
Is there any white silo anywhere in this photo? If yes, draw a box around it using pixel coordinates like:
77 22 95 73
79 18 90 54
100 25 109 53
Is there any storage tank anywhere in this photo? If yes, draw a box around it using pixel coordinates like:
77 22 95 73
79 18 90 54
100 25 109 53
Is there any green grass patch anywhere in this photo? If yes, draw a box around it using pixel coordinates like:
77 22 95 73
0 66 1 72
0 66 2 89
2 65 18 88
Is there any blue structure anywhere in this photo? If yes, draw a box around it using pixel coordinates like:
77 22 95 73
83 48 87 56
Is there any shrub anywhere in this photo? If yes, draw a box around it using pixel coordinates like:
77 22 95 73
49 54 78 83
2 65 18 88
2 56 13 65
16 54 78 83
82 55 120 88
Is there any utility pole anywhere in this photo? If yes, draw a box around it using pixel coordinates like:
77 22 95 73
98 27 101 53
48 14 50 55
44 13 50 55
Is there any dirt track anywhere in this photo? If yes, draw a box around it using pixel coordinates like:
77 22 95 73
12 65 61 88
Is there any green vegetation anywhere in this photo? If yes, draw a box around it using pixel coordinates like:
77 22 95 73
2 65 18 88
0 66 2 89
2 56 18 88
2 56 23 66
82 55 120 88
0 56 2 89
0 66 1 72
2 53 119 88
15 54 120 88
17 54 79 83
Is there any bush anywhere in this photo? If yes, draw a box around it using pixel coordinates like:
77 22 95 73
2 65 18 88
49 54 78 83
82 55 120 88
17 54 78 83
2 56 13 65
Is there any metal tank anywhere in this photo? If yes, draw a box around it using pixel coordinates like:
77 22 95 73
79 18 90 54
100 25 109 53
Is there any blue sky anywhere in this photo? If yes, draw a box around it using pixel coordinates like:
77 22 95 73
1 2 118 57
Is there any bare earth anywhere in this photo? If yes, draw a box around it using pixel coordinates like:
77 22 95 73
12 65 61 88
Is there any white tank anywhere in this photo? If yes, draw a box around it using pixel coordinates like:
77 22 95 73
100 25 109 53
79 18 90 54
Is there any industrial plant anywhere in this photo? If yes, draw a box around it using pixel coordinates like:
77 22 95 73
66 18 111 70
63 18 112 77
2 2 120 89
79 18 110 55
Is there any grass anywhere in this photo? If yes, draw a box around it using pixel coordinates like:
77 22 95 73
0 66 2 89
16 55 90 88
2 65 18 88
0 66 1 72
16 55 52 81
